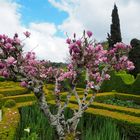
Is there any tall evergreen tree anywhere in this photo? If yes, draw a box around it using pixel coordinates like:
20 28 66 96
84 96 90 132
107 4 122 48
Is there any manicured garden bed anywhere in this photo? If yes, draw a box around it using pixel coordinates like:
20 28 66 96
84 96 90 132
0 82 140 140
15 104 127 140
101 98 140 109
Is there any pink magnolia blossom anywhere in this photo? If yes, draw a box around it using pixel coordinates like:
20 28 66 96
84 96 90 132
66 38 71 44
104 74 110 80
88 81 94 89
126 61 135 70
5 43 12 50
2 70 9 77
76 39 82 46
87 31 93 38
6 56 16 65
20 81 28 87
24 31 31 38
0 62 4 69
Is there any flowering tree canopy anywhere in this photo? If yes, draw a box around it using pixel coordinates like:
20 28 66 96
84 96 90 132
0 30 134 140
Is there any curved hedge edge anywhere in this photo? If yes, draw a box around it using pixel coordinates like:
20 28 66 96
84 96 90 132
1 89 55 105
115 71 135 85
0 107 20 140
0 88 30 97
100 71 140 94
115 93 140 104
69 97 140 117
48 100 140 125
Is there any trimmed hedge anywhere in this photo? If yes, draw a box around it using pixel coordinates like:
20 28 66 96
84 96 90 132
0 81 21 88
0 88 29 97
2 89 54 104
4 99 16 108
3 94 36 103
69 98 140 117
49 100 140 139
100 71 140 95
115 93 140 105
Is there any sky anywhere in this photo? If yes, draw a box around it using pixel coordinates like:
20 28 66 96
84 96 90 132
0 0 140 62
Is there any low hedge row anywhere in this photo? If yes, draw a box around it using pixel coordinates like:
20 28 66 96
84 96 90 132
2 89 54 104
4 99 16 108
0 107 20 140
3 94 36 103
69 98 140 117
49 100 140 139
0 88 29 97
115 93 140 105
0 81 21 88
77 92 140 105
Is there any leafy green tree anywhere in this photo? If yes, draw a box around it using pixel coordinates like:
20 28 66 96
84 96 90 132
107 4 122 48
129 38 140 77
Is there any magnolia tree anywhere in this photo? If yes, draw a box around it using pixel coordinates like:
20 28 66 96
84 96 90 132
0 31 134 139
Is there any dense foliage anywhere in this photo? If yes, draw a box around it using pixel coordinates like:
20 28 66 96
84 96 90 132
107 4 122 48
129 38 140 77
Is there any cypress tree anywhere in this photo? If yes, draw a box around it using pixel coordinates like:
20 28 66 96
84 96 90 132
107 4 122 48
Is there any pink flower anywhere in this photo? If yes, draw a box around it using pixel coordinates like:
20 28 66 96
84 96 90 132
114 42 127 49
67 64 73 70
76 39 82 46
119 56 128 62
95 44 103 51
2 71 9 77
104 74 110 80
88 81 94 89
14 38 21 45
23 31 31 38
6 56 16 65
96 76 102 83
87 31 93 38
0 62 4 69
5 43 12 50
66 38 71 44
126 61 135 70
20 81 28 87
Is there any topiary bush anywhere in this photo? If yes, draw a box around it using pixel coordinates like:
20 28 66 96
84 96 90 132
4 99 16 108
100 71 140 95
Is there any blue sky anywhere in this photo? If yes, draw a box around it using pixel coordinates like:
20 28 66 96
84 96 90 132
0 0 140 62
15 0 68 26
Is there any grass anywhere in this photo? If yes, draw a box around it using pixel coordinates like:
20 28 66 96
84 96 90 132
15 104 125 140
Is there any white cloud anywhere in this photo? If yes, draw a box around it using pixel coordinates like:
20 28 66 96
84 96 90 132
0 0 140 62
0 0 68 62
0 0 23 35
49 0 140 43
24 22 67 62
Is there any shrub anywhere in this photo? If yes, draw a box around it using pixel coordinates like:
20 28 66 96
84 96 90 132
4 99 16 108
100 71 140 95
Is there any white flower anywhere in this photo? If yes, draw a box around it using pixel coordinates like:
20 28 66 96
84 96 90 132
24 127 30 133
